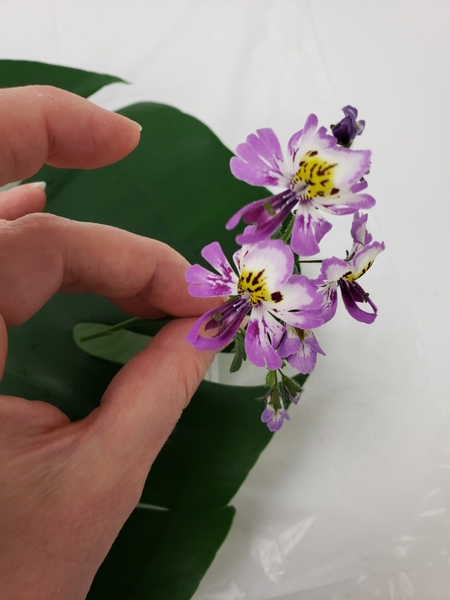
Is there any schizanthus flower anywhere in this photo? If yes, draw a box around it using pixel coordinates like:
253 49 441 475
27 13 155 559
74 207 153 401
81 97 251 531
316 213 384 324
226 114 375 257
331 105 365 147
185 239 323 370
261 393 290 432
277 326 325 374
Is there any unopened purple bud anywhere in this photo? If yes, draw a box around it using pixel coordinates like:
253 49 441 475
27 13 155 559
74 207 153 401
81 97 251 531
331 106 365 148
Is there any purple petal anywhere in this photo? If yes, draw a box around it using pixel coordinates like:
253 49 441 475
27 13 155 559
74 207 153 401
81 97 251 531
277 326 301 358
284 330 325 375
201 242 237 281
316 285 338 324
287 114 319 159
339 280 377 324
186 264 236 297
245 309 284 370
290 206 333 257
350 211 372 249
230 128 286 187
261 405 290 432
186 299 248 350
318 257 350 283
351 241 385 277
331 106 365 147
226 190 297 245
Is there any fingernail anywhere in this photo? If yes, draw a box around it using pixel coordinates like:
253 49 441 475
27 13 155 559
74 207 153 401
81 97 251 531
29 181 47 190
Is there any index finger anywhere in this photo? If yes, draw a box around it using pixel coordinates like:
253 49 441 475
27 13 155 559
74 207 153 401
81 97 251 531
0 214 220 327
0 85 141 186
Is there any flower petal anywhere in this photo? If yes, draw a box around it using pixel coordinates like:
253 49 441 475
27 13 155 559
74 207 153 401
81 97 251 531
316 285 338 324
186 241 238 297
186 299 247 350
230 128 287 187
339 280 377 324
277 325 302 358
245 308 284 370
350 241 385 280
285 333 321 374
287 113 320 161
261 404 290 432
268 274 323 312
291 204 333 256
318 257 350 284
201 241 238 282
241 239 294 291
351 211 372 250
226 190 297 243
186 264 236 297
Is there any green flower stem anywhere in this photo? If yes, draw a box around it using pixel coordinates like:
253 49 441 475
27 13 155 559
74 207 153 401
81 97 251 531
78 317 147 342
281 215 295 244
295 259 323 264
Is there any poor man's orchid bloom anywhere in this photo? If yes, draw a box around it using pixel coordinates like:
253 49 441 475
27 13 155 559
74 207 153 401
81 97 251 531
331 105 365 148
315 214 384 324
261 394 290 432
226 113 375 256
277 326 325 374
185 239 323 370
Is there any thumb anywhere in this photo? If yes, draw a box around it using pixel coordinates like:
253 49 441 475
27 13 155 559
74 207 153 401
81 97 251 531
87 317 216 479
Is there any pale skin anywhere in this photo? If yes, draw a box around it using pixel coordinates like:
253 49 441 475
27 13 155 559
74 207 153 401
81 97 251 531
0 86 219 599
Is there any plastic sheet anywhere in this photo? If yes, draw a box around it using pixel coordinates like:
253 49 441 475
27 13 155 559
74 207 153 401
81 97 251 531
1 1 449 597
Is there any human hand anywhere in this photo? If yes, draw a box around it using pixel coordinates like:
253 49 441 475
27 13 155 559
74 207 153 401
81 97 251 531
0 86 218 600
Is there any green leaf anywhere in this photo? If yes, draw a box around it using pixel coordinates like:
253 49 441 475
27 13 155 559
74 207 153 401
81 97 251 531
0 59 125 97
73 322 150 365
229 330 247 373
87 506 235 600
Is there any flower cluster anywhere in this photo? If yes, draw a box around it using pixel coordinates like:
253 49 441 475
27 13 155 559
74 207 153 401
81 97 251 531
186 107 384 431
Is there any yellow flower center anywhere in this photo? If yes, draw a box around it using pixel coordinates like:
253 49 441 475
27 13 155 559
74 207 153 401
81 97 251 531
291 150 339 199
345 260 374 282
238 269 283 306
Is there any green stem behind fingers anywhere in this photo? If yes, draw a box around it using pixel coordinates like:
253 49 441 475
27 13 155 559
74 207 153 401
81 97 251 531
78 317 146 342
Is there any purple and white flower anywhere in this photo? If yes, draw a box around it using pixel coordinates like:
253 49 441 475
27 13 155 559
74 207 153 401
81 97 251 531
185 239 323 370
226 113 375 257
315 215 385 324
331 105 365 147
261 395 290 432
278 326 325 374
350 210 372 255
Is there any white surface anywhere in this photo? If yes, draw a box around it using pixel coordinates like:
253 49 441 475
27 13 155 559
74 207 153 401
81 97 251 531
1 1 450 597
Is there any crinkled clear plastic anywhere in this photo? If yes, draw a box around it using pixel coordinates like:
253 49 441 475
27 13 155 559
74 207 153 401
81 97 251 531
1 1 449 597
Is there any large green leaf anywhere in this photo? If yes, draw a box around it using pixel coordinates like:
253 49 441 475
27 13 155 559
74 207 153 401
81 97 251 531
0 59 125 97
87 505 235 600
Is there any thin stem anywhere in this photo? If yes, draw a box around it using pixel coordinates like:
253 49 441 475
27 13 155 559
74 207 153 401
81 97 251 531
281 214 295 244
79 317 146 342
295 259 323 264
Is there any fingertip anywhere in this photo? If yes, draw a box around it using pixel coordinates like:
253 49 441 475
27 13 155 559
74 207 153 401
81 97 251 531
0 182 47 220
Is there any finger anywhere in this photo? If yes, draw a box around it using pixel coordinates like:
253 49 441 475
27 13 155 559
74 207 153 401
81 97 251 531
0 213 220 327
0 182 46 220
0 86 141 187
84 318 216 484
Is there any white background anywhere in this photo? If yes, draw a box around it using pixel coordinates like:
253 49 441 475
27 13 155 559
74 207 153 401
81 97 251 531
1 1 450 598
